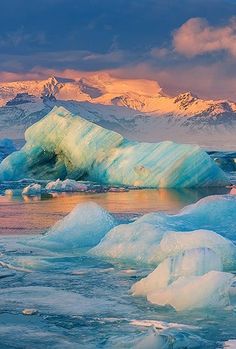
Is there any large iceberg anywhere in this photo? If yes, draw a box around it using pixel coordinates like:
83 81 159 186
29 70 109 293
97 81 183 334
0 106 229 188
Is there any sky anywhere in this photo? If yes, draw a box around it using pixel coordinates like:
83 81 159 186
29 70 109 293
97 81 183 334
1 0 236 99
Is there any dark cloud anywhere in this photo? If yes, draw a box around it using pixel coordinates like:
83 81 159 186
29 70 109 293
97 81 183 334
1 0 236 99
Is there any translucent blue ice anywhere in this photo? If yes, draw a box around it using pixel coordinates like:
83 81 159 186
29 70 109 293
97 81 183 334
35 202 117 250
0 106 229 188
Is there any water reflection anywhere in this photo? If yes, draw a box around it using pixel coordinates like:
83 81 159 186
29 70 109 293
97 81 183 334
0 187 230 235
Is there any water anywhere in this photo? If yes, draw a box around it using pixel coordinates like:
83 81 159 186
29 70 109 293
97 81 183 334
0 182 235 348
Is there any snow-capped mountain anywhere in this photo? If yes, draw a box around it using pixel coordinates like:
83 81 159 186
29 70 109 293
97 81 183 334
0 74 236 150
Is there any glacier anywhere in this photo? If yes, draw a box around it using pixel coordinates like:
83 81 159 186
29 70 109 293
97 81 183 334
0 106 230 188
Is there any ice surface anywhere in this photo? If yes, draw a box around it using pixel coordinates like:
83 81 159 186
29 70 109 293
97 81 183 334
135 194 236 240
0 106 229 188
223 340 236 349
91 227 235 268
147 271 234 311
36 202 117 249
230 187 236 195
159 230 235 269
90 222 164 264
131 248 222 296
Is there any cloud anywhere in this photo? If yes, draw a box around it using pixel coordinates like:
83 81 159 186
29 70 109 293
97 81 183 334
111 61 236 101
173 17 236 57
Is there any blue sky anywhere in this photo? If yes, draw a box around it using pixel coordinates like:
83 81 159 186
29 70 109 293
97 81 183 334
1 0 236 99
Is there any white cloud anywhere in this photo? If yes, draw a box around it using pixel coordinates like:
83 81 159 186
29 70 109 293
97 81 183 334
173 17 236 57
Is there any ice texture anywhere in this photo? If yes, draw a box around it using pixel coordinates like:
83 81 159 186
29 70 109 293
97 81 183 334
91 227 235 268
135 194 236 240
0 106 229 188
147 271 234 311
158 230 235 269
37 202 116 249
90 222 164 264
45 178 88 192
131 248 222 296
0 138 16 162
22 183 42 196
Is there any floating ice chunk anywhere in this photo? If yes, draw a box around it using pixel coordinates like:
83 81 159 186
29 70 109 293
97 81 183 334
159 230 235 269
230 187 236 195
0 106 229 187
129 319 199 331
90 222 164 264
90 224 235 268
45 178 88 192
135 195 236 240
22 183 42 196
38 202 116 249
147 271 234 311
223 340 236 349
131 248 222 296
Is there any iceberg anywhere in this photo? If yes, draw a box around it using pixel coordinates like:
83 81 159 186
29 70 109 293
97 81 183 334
36 202 116 250
0 106 229 188
131 248 222 296
147 271 234 311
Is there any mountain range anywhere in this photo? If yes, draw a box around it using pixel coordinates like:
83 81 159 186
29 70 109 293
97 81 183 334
0 74 235 150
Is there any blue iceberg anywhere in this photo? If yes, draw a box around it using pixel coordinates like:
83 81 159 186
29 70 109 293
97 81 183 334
0 106 229 188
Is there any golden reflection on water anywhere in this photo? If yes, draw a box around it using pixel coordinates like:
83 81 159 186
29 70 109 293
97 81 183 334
0 187 230 235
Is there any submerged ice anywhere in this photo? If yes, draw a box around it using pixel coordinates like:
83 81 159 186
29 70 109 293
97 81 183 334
0 106 229 188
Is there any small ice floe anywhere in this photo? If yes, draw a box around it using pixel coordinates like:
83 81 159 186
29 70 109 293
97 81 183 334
129 319 199 331
223 340 236 348
72 267 114 275
22 308 38 316
120 269 137 275
0 261 32 273
230 186 236 195
22 183 42 196
109 187 129 192
45 178 88 192
4 189 13 196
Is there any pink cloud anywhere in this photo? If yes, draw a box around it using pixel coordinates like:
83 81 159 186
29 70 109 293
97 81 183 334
173 17 236 57
112 62 236 101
